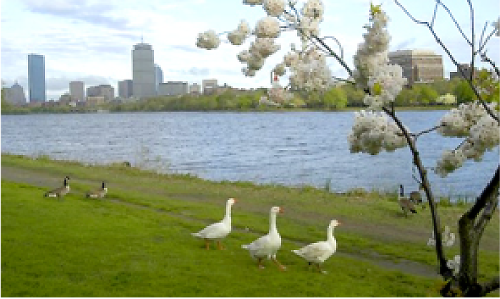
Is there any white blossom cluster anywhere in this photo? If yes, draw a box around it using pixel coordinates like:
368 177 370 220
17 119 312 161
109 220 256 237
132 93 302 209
238 37 280 77
273 62 286 76
287 48 332 91
263 0 285 17
228 20 251 45
196 30 220 50
250 37 280 58
254 17 281 38
437 102 496 137
301 0 324 20
348 110 407 155
435 101 499 177
353 9 391 90
447 255 461 276
364 64 407 109
296 0 323 38
267 81 290 104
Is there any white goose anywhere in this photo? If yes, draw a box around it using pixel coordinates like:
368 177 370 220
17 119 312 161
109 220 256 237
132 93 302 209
241 206 285 271
191 198 237 250
292 219 341 274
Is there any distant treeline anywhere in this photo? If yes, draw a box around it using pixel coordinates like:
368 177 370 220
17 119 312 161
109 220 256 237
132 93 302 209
2 75 497 114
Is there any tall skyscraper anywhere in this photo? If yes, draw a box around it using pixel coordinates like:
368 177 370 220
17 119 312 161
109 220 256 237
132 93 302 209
69 81 85 102
28 54 46 102
132 42 155 98
155 64 163 94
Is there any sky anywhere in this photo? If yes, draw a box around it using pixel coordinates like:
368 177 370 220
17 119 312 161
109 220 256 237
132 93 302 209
1 0 499 100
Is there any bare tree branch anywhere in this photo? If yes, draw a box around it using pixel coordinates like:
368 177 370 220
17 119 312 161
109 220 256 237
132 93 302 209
411 124 443 139
480 52 500 77
468 0 475 83
393 0 499 123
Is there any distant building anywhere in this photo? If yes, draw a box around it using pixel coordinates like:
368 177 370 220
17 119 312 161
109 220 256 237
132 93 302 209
450 64 476 80
86 84 114 101
388 49 443 86
132 42 156 99
190 83 201 95
158 81 188 96
59 93 72 105
118 79 133 98
5 82 26 105
202 79 218 95
86 96 106 106
155 64 163 94
69 81 85 102
28 54 46 102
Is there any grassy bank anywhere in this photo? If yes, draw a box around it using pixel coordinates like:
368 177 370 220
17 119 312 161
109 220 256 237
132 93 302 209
1 154 498 296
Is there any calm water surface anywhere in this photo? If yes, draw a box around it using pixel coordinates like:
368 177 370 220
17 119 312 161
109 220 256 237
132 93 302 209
2 111 498 199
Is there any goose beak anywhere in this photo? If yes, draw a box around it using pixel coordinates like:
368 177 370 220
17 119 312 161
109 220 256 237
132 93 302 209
279 207 284 214
233 198 238 203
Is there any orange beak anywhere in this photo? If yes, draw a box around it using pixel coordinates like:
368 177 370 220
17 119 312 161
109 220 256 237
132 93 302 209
233 198 238 203
279 207 284 214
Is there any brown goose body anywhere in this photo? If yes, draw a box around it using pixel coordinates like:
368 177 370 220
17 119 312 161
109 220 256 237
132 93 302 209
398 185 417 216
86 181 107 198
44 176 70 198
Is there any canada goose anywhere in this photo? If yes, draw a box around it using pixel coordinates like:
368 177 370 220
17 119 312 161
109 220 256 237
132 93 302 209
398 184 417 216
86 181 108 199
44 176 70 198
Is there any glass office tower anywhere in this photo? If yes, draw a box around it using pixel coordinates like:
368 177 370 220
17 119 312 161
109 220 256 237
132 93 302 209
28 54 46 103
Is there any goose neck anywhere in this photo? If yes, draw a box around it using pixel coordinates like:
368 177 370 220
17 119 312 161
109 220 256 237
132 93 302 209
327 224 335 243
223 203 232 224
269 212 278 234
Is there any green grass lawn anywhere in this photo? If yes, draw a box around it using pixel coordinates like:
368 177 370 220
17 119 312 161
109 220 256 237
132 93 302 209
1 154 498 296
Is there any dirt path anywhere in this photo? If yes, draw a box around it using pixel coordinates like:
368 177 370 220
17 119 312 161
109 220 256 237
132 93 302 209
1 164 442 279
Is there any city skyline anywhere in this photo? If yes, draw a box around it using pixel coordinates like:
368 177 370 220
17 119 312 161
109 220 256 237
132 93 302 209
2 0 499 100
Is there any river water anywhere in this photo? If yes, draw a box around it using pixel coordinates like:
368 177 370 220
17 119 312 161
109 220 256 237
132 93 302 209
1 111 497 199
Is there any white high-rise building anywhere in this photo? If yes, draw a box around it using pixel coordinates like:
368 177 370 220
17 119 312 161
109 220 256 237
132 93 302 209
69 81 85 102
132 42 155 99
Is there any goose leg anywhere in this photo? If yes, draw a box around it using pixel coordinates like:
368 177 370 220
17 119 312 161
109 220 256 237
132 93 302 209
272 257 286 271
204 239 210 250
316 263 327 274
257 258 265 269
216 240 225 250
